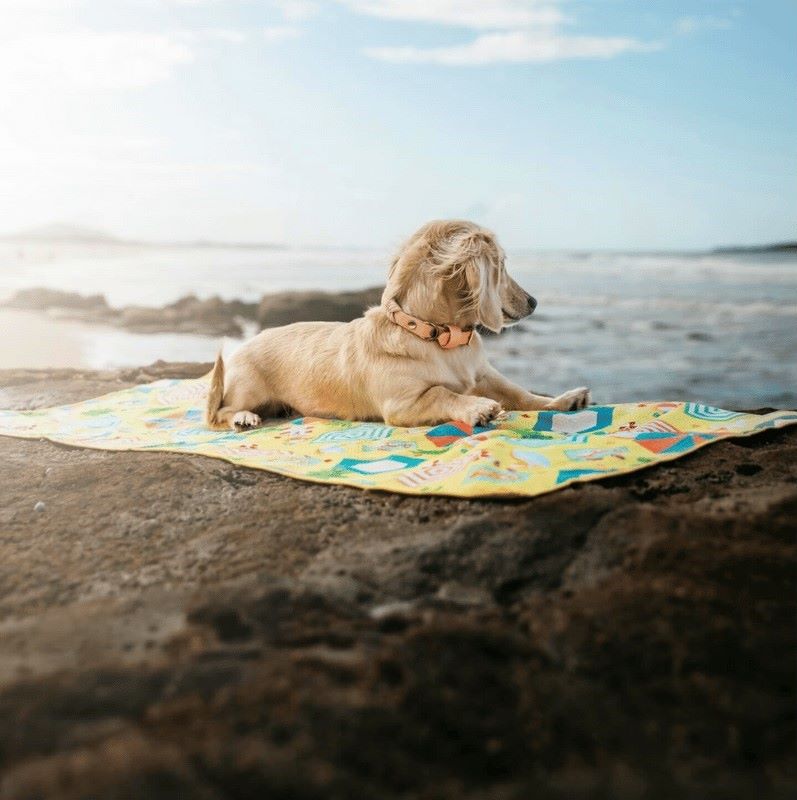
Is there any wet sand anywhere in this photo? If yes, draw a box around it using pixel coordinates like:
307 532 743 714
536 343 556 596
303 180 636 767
0 309 88 369
0 308 225 371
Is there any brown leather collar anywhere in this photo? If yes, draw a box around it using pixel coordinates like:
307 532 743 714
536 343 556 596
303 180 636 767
384 298 474 350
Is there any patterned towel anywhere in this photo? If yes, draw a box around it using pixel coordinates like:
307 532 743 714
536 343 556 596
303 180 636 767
1 377 795 498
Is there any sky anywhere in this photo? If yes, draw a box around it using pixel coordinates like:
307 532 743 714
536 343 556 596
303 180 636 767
0 0 795 249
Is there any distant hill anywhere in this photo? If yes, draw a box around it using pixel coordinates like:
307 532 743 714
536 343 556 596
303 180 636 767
0 223 283 250
712 241 797 254
0 224 122 244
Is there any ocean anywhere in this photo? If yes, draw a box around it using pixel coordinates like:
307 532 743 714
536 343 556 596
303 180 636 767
1 241 795 409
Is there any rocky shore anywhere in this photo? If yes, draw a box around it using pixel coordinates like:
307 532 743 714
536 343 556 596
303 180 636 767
3 286 384 337
0 362 795 799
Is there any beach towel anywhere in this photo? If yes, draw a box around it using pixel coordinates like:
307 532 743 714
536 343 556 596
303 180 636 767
1 377 795 498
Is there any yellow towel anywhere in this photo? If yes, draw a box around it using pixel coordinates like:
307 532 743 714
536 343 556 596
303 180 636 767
1 377 794 498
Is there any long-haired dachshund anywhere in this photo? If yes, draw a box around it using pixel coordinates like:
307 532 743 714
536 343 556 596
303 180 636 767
206 219 590 429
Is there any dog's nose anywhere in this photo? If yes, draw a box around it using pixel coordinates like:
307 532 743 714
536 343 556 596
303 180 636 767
527 295 537 313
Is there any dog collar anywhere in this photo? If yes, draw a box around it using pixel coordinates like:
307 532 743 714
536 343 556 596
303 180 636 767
384 298 474 350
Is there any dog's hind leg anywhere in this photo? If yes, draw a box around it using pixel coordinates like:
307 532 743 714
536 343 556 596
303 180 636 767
214 380 287 430
213 407 261 430
205 353 279 431
213 397 289 431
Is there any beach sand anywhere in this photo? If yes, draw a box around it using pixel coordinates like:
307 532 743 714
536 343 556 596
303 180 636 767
0 307 226 371
0 309 89 369
0 362 794 799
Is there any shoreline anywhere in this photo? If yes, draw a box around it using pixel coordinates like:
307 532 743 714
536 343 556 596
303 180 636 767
2 286 796 411
2 285 383 335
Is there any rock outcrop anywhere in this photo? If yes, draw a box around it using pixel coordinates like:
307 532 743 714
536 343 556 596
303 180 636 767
256 287 384 327
0 363 794 799
3 287 385 338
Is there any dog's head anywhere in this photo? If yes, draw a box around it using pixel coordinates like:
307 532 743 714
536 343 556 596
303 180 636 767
382 220 536 333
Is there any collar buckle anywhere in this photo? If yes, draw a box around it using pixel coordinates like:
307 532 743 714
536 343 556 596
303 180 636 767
385 298 473 350
437 324 473 349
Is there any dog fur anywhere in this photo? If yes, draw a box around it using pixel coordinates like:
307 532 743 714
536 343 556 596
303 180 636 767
206 220 590 430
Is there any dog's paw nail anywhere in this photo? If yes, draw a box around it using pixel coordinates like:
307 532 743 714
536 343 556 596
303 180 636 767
232 411 261 430
566 387 590 410
480 402 502 424
464 398 501 427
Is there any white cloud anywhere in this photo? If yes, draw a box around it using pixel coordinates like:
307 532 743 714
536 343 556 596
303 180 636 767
0 0 83 9
0 29 194 91
366 29 659 65
350 1 659 65
0 0 82 35
339 0 565 29
0 2 199 93
263 24 303 42
0 2 254 95
675 15 734 36
272 0 320 22
204 28 247 43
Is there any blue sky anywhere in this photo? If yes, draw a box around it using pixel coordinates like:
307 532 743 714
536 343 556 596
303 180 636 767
0 0 794 248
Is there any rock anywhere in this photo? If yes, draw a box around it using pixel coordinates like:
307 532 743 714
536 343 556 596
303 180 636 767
369 600 416 620
435 581 494 607
119 295 257 337
4 288 109 312
257 286 384 327
33 501 45 512
0 362 795 799
3 287 385 338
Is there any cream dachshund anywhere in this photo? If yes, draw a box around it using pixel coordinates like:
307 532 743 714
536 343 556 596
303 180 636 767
206 220 590 430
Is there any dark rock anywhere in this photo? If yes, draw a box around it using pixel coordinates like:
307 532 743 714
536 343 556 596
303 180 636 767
4 287 109 312
4 287 385 338
257 287 384 327
119 294 258 337
0 362 795 799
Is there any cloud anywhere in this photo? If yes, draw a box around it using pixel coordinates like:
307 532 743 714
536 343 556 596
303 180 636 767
350 1 658 65
0 29 194 91
263 24 303 42
0 2 198 93
675 15 734 36
0 2 253 95
366 29 659 65
203 29 247 43
339 0 566 29
272 0 320 22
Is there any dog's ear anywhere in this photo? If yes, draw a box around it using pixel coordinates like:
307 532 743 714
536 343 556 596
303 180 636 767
381 254 402 306
462 236 503 333
382 226 430 306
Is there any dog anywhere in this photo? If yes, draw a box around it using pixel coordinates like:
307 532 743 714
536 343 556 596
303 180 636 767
206 220 590 430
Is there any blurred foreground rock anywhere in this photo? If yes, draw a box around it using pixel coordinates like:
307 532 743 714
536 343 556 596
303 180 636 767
0 363 795 800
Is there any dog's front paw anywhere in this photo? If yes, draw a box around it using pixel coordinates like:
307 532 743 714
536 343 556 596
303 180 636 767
459 396 503 427
232 410 261 431
546 387 591 412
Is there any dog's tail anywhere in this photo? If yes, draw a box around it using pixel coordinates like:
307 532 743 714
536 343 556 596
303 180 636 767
205 350 226 429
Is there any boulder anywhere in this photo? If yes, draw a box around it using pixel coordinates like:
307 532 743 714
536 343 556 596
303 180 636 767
257 286 384 328
4 287 109 312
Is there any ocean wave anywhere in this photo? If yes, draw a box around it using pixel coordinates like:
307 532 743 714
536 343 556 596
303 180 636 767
536 295 797 317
